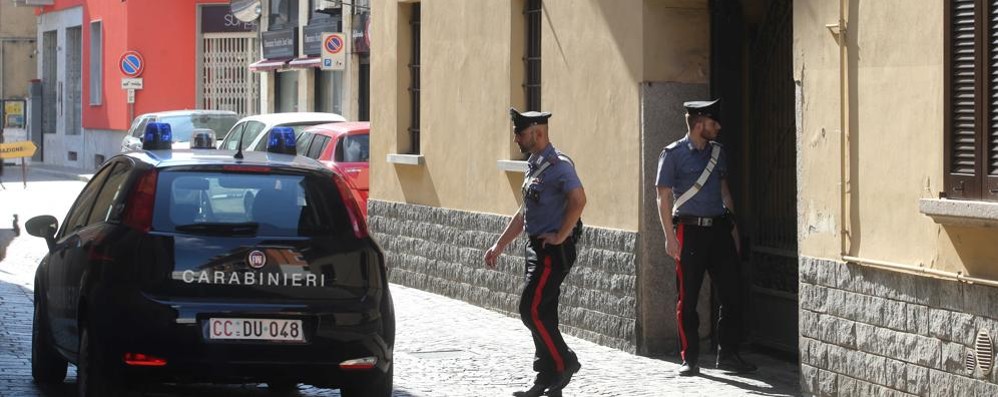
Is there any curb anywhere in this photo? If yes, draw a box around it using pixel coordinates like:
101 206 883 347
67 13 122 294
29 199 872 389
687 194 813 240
27 166 92 182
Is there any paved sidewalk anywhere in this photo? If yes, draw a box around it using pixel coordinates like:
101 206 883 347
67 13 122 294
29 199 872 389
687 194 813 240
0 279 799 396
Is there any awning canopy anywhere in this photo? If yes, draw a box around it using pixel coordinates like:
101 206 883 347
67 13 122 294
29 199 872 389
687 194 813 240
248 58 290 72
288 57 322 69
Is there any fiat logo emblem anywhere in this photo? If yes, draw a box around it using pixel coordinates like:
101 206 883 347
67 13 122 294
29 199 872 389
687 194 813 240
247 250 267 269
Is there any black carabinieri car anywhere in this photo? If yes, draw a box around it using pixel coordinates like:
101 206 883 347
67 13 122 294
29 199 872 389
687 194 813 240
27 124 393 396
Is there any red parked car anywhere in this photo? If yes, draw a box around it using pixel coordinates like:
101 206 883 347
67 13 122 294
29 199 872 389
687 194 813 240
297 122 370 217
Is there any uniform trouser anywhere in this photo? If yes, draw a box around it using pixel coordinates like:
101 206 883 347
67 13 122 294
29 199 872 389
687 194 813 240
675 222 742 364
519 237 579 379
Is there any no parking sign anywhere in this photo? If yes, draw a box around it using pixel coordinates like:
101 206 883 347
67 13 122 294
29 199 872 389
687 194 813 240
119 50 145 77
320 33 346 71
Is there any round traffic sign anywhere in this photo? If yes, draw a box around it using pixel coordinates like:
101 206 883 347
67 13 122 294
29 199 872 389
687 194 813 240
324 35 344 54
119 51 145 77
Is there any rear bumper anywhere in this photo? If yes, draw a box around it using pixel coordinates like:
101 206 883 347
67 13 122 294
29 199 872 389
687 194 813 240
90 292 392 386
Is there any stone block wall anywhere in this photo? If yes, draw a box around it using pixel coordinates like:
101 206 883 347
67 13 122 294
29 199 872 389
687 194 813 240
800 257 998 396
369 200 639 352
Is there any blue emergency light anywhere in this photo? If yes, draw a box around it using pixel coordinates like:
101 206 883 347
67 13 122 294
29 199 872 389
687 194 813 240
266 127 297 155
142 122 173 151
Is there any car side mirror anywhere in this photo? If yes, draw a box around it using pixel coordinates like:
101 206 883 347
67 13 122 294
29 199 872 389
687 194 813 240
25 215 58 250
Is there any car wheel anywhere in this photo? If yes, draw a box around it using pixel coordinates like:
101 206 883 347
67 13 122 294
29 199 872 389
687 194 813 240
266 381 299 394
78 326 122 397
340 364 393 397
31 297 67 384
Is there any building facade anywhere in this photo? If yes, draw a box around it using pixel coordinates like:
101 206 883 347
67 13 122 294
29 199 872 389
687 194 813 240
369 0 800 356
2 3 36 100
796 0 998 395
253 0 370 121
34 0 260 170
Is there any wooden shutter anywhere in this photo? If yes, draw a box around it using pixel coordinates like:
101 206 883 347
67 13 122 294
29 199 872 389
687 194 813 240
988 0 998 199
946 0 981 198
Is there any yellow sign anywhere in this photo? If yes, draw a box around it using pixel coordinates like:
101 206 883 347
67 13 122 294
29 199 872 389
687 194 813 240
4 100 25 128
0 141 37 159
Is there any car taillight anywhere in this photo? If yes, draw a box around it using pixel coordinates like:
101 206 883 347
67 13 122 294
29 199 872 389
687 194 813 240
332 173 368 239
123 170 158 232
123 352 167 367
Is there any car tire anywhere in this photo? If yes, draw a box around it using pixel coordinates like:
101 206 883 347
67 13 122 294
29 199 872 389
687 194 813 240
340 365 393 397
78 326 122 397
31 297 67 384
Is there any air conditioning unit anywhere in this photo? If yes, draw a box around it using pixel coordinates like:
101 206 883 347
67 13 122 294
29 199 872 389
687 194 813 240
314 0 342 13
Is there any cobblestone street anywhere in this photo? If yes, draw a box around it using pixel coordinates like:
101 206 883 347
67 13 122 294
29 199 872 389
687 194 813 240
0 167 800 396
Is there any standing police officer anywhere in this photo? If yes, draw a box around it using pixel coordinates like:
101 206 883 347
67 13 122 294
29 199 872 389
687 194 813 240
484 108 585 397
656 99 756 376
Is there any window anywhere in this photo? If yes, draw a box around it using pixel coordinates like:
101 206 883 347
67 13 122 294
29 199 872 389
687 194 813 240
308 0 337 22
275 71 300 112
58 164 113 239
269 0 300 29
306 135 330 159
315 70 343 115
88 163 131 224
945 0 998 201
336 134 369 163
408 3 421 154
89 21 103 105
524 0 542 111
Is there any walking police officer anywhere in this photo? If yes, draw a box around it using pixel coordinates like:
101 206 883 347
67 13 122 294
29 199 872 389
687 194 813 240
484 108 585 397
656 99 756 376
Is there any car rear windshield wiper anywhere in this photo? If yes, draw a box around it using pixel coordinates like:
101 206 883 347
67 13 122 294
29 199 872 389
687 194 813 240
174 222 259 236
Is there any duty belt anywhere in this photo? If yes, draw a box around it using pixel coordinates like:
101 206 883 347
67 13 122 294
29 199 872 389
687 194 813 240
674 215 723 227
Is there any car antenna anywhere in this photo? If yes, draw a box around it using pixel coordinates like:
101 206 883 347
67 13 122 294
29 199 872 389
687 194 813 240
234 126 246 160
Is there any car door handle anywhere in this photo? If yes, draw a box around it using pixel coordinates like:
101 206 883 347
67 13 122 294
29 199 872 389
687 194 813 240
345 169 361 173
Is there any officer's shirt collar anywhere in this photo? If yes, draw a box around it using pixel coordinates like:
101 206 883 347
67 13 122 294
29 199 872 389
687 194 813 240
684 134 710 153
527 144 556 170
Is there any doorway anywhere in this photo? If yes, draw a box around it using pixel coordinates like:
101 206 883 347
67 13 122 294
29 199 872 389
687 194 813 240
711 0 798 354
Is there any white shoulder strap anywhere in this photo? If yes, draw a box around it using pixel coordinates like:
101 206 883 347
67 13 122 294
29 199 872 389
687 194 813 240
672 144 720 215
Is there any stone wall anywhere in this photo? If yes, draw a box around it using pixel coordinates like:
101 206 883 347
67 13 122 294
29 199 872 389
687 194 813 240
800 257 998 396
369 200 639 352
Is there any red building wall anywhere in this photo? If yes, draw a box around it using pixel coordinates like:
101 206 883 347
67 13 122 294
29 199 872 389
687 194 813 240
41 0 228 131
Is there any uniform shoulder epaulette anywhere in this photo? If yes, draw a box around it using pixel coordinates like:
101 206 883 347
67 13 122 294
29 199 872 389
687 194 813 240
551 151 575 167
664 141 680 151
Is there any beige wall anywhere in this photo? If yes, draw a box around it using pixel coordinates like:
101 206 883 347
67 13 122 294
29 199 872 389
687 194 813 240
371 0 711 231
795 0 998 278
1 3 38 99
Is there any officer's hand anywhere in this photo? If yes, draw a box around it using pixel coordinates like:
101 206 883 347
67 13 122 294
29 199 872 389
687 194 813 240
666 234 681 262
484 244 503 269
539 233 566 248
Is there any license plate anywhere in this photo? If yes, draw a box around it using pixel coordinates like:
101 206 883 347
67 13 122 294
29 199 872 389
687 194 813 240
207 318 304 342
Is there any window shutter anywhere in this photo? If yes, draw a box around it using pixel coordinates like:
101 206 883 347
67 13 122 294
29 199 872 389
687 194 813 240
988 0 998 199
946 0 981 198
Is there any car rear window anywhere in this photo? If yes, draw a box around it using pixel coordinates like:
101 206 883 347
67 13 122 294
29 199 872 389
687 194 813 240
151 170 353 238
159 114 239 143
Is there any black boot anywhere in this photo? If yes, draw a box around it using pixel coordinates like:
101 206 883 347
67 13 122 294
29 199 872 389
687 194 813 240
678 361 699 376
513 383 548 397
513 372 555 397
546 361 581 393
715 352 757 373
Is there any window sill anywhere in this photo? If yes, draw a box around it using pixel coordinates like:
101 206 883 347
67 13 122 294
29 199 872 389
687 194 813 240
496 160 528 173
386 153 424 166
919 198 998 228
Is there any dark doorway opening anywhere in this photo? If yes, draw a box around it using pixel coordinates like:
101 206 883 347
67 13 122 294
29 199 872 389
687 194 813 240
711 0 799 356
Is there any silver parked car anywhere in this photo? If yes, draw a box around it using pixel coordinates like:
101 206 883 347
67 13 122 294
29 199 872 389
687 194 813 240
120 110 239 152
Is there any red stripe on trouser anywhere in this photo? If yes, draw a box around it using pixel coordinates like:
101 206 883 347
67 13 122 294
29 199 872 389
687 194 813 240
676 224 688 362
532 256 565 372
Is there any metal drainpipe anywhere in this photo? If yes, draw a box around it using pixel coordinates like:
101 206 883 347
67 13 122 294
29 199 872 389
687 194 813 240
838 0 851 260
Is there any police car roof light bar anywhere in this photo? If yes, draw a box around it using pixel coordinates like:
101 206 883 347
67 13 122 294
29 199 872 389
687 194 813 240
267 127 297 155
142 122 173 151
